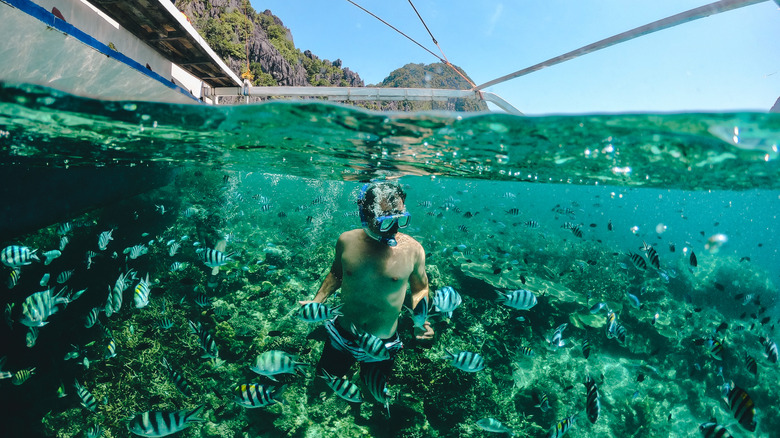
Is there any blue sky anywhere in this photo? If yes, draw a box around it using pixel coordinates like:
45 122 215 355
253 1 779 114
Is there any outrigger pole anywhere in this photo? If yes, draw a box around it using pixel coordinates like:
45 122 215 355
473 0 770 91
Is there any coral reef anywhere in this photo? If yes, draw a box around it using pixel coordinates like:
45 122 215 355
3 170 777 438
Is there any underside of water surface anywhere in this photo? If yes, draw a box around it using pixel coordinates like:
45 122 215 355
0 83 779 438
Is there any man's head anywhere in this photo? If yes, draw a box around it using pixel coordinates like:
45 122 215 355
357 181 410 246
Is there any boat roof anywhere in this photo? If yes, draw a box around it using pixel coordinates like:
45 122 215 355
88 0 241 88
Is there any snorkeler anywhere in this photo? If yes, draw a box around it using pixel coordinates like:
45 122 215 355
300 181 433 400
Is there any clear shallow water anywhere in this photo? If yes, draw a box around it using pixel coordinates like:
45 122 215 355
0 82 779 438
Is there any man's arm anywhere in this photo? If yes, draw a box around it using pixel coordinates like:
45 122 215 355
300 235 344 304
409 242 434 340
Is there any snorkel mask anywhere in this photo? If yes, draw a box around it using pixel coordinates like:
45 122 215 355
357 182 411 247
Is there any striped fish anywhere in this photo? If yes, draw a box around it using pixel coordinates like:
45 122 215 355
298 302 342 322
83 425 102 438
97 230 113 251
105 270 135 317
605 311 617 338
699 422 733 438
158 317 174 330
518 346 535 357
104 286 118 318
249 350 307 381
169 262 188 273
642 241 660 269
85 251 97 270
194 293 212 308
722 382 757 432
549 323 568 349
25 326 39 348
59 236 69 251
56 269 74 284
168 242 180 257
553 206 576 216
20 288 70 327
547 414 577 438
126 405 205 437
628 252 647 270
124 244 148 260
706 338 724 361
581 337 592 359
613 324 627 344
761 336 778 363
233 383 285 408
133 274 151 309
584 375 600 424
8 268 20 289
444 349 485 372
198 248 234 268
535 393 550 412
1 246 39 268
495 289 537 310
182 206 200 217
188 320 219 359
56 222 72 236
525 220 540 228
74 379 98 412
321 370 363 403
12 367 35 385
349 324 390 361
162 358 193 397
84 307 100 328
104 337 116 359
432 286 462 318
362 366 390 415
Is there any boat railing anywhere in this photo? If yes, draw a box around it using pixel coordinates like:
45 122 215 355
207 85 523 114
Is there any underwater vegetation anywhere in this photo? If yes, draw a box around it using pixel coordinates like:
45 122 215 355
0 169 778 438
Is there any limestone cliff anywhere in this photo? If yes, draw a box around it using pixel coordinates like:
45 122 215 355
175 0 363 88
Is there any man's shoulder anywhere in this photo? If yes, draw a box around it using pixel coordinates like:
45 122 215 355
338 228 365 241
397 233 423 250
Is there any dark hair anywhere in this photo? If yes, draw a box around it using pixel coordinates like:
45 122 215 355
358 182 406 221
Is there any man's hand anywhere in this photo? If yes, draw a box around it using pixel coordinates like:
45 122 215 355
298 300 316 306
414 321 434 340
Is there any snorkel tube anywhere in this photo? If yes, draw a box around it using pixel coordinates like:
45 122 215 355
357 183 398 247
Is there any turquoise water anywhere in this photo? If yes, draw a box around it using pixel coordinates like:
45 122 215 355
0 82 779 437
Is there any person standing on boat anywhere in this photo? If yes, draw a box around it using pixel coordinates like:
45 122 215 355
300 180 433 397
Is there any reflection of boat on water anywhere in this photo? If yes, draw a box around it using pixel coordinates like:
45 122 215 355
0 0 241 104
1 0 772 111
0 0 237 236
